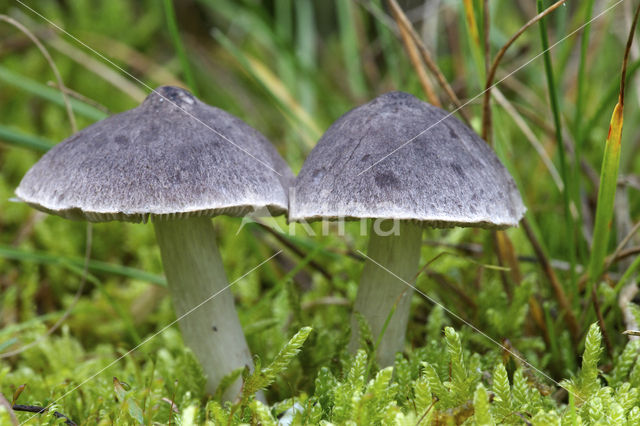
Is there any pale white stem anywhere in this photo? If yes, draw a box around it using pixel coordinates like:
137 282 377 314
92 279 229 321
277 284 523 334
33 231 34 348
154 216 252 401
349 220 423 366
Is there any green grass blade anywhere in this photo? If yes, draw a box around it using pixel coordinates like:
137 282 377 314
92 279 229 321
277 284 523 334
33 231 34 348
0 66 107 122
162 0 198 95
275 0 293 43
570 0 595 265
335 0 367 97
274 0 295 88
0 244 166 286
587 101 623 294
574 0 595 136
0 125 54 151
586 1 640 298
294 0 317 113
462 0 485 83
537 0 576 288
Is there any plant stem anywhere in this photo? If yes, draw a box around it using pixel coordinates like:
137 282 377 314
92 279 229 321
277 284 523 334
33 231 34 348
349 220 422 366
153 216 252 401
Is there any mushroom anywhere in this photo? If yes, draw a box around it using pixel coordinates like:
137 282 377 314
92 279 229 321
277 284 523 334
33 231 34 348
289 91 525 366
15 86 294 400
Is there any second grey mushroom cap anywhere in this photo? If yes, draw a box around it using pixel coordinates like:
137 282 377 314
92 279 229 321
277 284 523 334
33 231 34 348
289 91 525 228
16 86 294 223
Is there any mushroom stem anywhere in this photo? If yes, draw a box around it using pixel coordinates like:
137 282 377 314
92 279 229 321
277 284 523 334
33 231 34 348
153 216 252 401
349 220 422 366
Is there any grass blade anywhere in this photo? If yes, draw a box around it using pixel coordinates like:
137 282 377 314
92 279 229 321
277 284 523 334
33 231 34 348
462 0 485 81
335 0 367 97
586 2 640 297
0 244 166 286
162 0 198 95
0 66 107 122
0 125 54 152
574 0 595 139
294 0 317 114
536 0 576 288
587 101 624 290
570 0 596 268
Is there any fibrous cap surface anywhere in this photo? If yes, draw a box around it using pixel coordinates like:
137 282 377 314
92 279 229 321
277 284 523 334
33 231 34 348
290 91 525 228
16 86 293 223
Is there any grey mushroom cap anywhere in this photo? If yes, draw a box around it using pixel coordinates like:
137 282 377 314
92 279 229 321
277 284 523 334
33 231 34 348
16 86 294 223
289 91 526 228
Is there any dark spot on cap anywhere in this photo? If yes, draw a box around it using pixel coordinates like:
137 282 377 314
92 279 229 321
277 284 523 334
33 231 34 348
114 135 128 146
451 163 465 179
212 325 218 332
374 171 400 189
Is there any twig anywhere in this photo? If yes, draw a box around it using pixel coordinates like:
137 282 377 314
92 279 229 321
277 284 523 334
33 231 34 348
392 9 441 105
514 412 533 426
521 218 579 345
11 404 76 425
46 80 111 113
604 220 640 271
386 0 471 125
162 397 180 413
609 246 640 265
481 0 567 142
618 1 640 108
416 396 438 425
